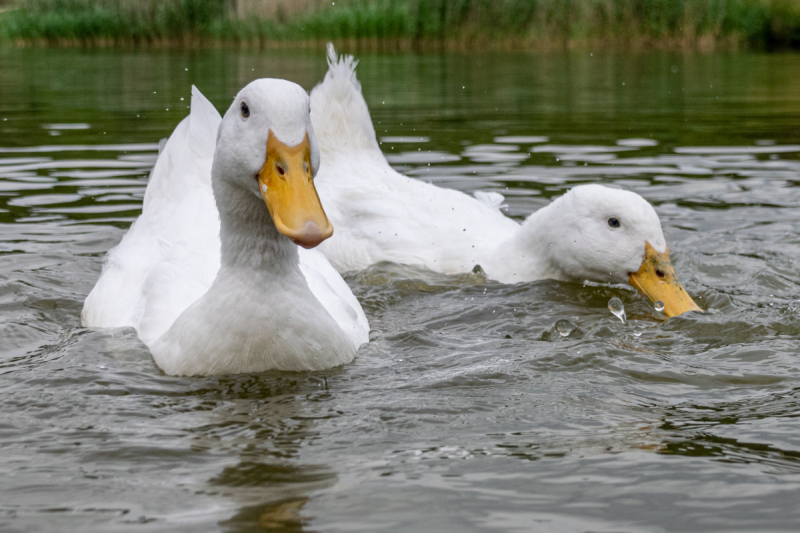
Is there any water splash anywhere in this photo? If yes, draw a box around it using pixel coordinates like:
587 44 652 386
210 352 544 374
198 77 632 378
608 297 626 324
654 301 665 313
555 319 577 337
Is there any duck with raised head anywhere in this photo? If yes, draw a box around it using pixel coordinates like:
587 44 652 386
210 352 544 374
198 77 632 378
82 80 369 376
309 45 701 317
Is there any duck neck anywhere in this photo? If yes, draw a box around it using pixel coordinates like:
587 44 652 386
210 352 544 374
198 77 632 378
483 207 568 284
213 177 298 275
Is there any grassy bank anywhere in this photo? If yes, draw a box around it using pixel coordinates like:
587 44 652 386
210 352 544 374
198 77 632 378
1 0 799 50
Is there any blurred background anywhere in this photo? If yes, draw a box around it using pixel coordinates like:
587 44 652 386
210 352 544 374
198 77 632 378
1 0 799 50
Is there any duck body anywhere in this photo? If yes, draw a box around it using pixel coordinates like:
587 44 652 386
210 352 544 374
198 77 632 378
315 147 520 276
310 46 701 316
83 82 369 376
309 50 519 277
149 190 357 375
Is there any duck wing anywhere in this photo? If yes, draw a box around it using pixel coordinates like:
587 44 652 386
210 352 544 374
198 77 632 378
298 247 369 349
82 86 222 345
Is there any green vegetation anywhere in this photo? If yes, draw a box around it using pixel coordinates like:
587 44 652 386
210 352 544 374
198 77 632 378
1 0 799 49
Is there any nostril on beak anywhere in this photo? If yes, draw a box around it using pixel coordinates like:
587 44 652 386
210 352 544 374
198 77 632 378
656 269 665 279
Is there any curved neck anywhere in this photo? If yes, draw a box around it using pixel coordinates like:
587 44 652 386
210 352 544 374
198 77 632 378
212 173 298 274
483 207 568 283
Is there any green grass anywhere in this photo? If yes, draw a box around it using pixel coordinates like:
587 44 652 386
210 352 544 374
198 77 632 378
1 0 799 49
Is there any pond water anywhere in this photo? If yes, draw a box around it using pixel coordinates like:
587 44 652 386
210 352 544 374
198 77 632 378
1 47 800 532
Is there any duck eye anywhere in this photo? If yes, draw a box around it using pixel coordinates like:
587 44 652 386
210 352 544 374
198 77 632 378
276 163 285 176
240 101 250 118
607 217 620 228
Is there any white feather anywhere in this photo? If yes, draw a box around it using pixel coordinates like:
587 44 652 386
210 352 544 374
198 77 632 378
473 191 506 211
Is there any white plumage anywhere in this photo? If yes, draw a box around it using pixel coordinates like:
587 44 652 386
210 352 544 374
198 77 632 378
309 45 670 287
310 46 519 276
83 81 369 376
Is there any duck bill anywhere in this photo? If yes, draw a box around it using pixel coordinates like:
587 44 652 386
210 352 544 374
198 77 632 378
628 242 703 317
258 131 333 249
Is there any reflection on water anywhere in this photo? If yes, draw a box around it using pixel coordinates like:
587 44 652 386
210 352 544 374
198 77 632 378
1 48 800 531
221 498 309 533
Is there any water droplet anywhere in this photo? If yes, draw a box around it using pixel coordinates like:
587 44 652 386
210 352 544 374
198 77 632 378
608 297 626 323
261 184 267 193
654 301 665 312
633 328 642 338
555 319 576 337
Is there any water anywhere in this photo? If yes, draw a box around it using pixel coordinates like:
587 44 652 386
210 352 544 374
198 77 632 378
2 48 800 532
554 319 577 337
608 297 627 324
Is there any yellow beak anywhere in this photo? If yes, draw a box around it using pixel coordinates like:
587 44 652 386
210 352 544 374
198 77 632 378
628 242 703 317
258 131 333 249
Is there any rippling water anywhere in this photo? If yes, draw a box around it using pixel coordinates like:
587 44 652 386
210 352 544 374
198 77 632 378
2 48 800 532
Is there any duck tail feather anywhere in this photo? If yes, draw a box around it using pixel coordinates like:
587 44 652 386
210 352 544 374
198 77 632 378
310 43 380 155
473 191 507 211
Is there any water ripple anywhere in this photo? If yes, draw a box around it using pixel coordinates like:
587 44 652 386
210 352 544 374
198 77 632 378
1 49 800 532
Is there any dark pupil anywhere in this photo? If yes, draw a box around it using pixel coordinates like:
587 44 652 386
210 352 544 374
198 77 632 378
240 102 249 117
608 217 620 228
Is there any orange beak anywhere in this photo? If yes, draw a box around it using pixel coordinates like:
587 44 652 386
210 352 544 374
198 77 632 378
628 242 703 317
257 131 333 249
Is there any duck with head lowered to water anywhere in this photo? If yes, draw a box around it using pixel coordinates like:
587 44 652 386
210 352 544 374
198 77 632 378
308 45 702 318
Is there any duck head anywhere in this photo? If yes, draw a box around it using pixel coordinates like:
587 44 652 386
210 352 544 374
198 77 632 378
214 78 332 249
526 184 702 317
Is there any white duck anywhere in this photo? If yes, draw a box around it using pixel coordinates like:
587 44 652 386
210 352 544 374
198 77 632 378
82 80 369 376
310 45 701 317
